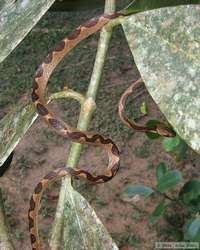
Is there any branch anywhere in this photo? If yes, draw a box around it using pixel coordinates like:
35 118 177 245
50 1 121 249
49 86 85 105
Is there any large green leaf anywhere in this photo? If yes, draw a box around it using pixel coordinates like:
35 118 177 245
121 5 200 154
156 170 182 193
61 185 118 250
0 102 36 166
0 0 56 63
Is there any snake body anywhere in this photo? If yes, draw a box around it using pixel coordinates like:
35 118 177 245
29 13 121 250
29 12 176 250
118 78 176 137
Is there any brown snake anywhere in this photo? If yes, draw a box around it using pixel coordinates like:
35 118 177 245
29 13 175 250
118 78 176 137
29 13 122 250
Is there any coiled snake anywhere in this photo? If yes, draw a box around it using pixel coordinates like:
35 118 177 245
29 13 175 250
29 13 122 250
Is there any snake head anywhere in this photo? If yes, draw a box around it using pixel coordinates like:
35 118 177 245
156 123 176 137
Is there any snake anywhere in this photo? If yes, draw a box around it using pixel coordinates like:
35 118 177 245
28 11 176 249
29 13 122 250
118 78 176 137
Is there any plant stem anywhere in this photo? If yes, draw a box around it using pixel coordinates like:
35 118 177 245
50 87 85 105
50 1 117 249
67 8 116 167
153 188 176 202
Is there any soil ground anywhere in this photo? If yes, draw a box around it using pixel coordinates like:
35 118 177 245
1 8 200 250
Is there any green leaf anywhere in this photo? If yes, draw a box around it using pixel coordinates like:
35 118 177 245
162 135 180 152
174 139 188 162
149 200 166 224
145 120 161 140
185 217 200 241
140 101 147 115
156 162 168 182
0 0 57 64
122 6 200 154
179 179 200 204
123 185 154 198
156 170 182 193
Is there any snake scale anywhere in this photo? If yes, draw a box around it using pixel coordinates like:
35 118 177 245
29 12 175 250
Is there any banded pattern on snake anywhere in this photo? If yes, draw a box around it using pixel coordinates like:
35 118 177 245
29 13 121 250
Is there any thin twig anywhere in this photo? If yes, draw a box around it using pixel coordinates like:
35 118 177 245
49 86 85 105
153 188 177 202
